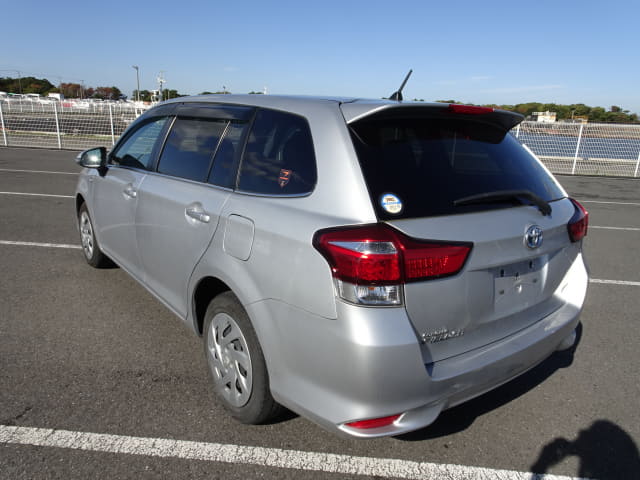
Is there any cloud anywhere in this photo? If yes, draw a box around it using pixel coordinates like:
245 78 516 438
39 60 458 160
223 66 238 72
470 76 492 82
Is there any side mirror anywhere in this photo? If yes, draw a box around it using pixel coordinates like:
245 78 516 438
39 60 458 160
76 147 107 169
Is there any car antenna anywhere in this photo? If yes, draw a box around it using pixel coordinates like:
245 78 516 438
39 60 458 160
388 69 413 101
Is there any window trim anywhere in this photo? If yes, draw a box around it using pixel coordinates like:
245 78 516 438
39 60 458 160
205 120 251 189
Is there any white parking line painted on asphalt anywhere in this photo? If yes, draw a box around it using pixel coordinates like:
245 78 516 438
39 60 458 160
0 168 78 175
0 240 80 249
590 226 640 232
0 191 74 199
581 200 640 206
590 278 640 286
0 425 586 480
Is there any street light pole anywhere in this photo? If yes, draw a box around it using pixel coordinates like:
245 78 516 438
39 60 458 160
132 65 140 102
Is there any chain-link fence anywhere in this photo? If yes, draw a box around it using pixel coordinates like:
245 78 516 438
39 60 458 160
0 99 144 151
1 100 640 177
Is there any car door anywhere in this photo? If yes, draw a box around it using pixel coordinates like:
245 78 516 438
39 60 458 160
91 116 169 279
135 105 252 318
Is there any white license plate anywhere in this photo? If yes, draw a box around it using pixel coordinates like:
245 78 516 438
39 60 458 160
494 257 545 315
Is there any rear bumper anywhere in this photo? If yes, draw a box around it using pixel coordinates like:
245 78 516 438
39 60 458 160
248 255 587 438
338 304 581 438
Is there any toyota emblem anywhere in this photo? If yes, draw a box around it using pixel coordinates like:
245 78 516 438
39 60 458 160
525 225 543 249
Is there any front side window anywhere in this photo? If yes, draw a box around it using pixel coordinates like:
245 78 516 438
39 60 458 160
158 118 227 182
238 109 316 195
111 117 168 170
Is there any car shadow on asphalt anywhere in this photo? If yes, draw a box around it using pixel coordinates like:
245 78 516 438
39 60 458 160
397 322 584 442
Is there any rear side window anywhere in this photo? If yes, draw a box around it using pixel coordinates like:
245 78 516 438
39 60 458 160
350 117 564 219
158 118 226 182
111 117 168 170
238 109 316 195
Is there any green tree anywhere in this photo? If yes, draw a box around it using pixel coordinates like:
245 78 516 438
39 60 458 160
93 86 123 100
132 89 152 102
164 89 186 100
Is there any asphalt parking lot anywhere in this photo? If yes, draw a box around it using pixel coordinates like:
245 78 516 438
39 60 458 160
1 146 639 479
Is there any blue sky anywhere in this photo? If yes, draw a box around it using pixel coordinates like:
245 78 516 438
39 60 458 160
4 0 639 113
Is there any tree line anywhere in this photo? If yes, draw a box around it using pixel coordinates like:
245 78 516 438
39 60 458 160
2 76 637 122
0 77 124 101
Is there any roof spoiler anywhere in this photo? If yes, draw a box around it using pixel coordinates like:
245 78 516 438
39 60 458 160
342 102 524 131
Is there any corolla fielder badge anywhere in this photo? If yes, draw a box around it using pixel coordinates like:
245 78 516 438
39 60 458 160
380 193 403 214
525 225 543 249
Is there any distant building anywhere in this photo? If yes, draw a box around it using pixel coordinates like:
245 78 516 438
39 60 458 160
532 111 557 123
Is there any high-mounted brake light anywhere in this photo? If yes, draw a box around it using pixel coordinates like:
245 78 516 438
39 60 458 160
313 224 472 306
345 414 401 430
448 104 494 115
568 198 589 242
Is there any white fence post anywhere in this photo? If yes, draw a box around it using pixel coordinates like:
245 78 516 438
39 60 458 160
571 123 584 175
109 104 115 145
0 102 7 146
515 124 520 138
634 151 640 178
53 102 62 149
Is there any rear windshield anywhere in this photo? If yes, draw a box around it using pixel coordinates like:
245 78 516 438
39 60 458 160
350 117 564 219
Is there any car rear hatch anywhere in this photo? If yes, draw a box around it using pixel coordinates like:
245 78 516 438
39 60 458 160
341 102 586 363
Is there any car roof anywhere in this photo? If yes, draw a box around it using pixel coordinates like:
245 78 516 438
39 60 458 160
160 94 523 130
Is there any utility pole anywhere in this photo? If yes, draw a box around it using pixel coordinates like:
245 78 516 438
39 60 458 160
132 65 140 102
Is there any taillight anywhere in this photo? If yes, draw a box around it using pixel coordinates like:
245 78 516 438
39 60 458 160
568 198 589 242
313 224 472 306
448 104 494 115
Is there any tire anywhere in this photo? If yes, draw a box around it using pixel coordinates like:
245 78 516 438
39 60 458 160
77 203 111 268
203 291 281 424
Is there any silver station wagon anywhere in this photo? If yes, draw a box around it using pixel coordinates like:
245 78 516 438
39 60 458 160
75 95 588 438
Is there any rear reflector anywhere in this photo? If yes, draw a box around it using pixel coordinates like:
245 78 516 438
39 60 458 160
345 414 401 429
568 198 589 242
448 104 494 115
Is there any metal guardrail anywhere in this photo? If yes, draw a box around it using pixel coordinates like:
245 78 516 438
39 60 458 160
1 100 639 177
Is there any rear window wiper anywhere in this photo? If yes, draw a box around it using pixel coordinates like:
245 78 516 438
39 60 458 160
453 189 552 216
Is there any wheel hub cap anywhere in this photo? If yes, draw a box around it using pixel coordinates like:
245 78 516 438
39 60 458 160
207 312 253 407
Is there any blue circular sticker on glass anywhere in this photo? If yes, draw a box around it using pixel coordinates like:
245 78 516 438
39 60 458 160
380 193 403 214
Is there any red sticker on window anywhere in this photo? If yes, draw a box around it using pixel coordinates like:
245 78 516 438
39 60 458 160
279 169 292 188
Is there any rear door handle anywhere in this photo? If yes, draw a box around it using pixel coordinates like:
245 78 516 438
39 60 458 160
123 184 137 198
186 206 211 223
